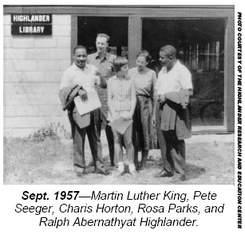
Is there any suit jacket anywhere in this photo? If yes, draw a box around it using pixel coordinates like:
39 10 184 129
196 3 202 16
59 85 90 129
160 90 191 139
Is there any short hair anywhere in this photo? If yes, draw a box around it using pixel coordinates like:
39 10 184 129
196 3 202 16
136 50 152 63
73 45 87 54
160 45 177 59
113 56 128 72
96 33 110 43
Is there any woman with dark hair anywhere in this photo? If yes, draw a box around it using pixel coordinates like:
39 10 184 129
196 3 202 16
129 50 157 170
108 57 137 176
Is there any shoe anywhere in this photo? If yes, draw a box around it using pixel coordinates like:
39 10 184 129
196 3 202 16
128 163 137 176
130 170 137 176
95 164 110 175
88 157 104 167
118 162 124 171
74 167 87 177
113 162 124 176
95 167 110 175
155 170 173 178
115 170 125 176
138 161 146 170
179 174 186 181
88 161 95 167
134 161 140 171
140 151 148 169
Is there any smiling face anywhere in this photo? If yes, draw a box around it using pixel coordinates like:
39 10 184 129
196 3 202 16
96 36 108 54
73 48 87 69
136 55 148 71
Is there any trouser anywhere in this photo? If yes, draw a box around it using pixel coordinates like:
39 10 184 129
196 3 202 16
156 101 186 174
163 131 186 175
156 102 185 174
112 123 134 165
68 110 99 169
155 102 169 171
133 96 152 168
133 96 152 151
96 110 115 165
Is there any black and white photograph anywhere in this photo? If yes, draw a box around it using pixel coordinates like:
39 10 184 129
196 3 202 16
3 4 234 185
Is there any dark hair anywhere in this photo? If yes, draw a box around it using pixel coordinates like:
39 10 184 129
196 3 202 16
113 56 128 72
159 45 177 59
136 50 152 63
73 45 87 54
96 33 110 43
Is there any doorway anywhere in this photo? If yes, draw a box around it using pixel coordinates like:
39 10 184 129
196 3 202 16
77 16 128 56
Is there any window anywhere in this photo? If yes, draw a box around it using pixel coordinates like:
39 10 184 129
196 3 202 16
142 19 225 126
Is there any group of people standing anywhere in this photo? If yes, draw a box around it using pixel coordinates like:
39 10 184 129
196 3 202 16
59 33 193 181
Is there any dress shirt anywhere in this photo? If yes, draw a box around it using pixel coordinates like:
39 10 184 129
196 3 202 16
108 75 136 120
155 60 193 96
60 63 99 92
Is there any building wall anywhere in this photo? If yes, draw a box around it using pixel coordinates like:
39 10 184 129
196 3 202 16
4 15 71 137
3 6 234 136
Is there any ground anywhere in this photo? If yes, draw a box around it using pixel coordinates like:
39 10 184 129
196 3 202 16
3 133 234 184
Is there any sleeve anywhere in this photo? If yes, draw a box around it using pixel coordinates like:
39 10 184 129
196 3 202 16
87 54 92 64
128 68 132 77
107 79 112 99
107 79 113 115
108 54 116 77
179 66 193 90
111 54 116 63
130 80 137 116
93 66 101 86
154 76 161 96
131 79 136 98
152 71 157 98
128 68 134 81
59 85 80 111
88 64 100 86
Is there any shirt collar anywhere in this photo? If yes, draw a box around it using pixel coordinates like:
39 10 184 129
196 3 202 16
72 62 89 71
115 74 130 81
95 52 110 62
160 60 179 74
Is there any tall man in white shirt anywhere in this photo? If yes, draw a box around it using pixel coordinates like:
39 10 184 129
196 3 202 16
153 45 193 180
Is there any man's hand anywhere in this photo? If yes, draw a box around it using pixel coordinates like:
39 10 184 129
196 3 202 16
180 101 188 109
158 95 166 103
95 71 102 77
179 89 191 109
78 89 88 101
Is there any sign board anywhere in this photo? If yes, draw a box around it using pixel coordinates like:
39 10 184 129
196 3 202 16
11 14 52 35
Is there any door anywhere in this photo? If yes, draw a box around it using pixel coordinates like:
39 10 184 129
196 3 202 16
77 16 128 56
